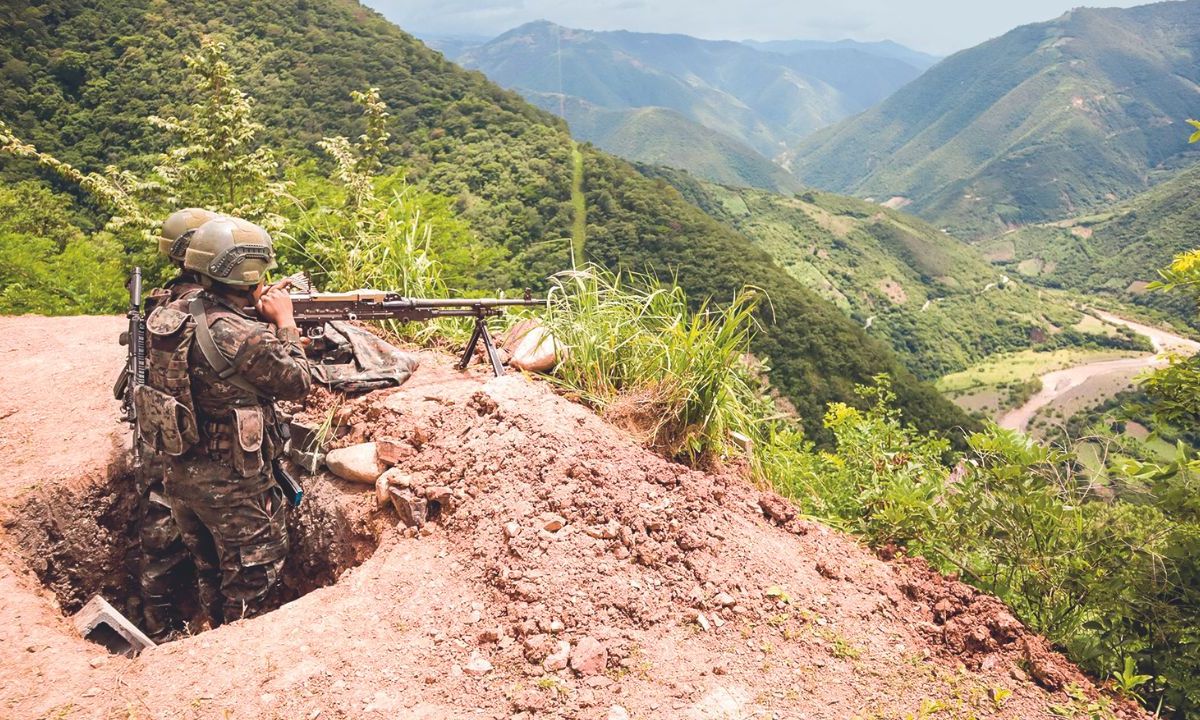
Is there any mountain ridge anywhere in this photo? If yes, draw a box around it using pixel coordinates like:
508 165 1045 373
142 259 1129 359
787 0 1200 239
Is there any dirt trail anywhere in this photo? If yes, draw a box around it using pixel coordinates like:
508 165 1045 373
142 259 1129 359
999 312 1200 432
0 315 1147 720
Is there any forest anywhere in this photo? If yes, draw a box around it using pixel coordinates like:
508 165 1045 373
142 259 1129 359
2 0 1200 715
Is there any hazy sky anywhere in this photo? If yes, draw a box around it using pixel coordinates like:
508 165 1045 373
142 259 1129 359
366 0 1149 56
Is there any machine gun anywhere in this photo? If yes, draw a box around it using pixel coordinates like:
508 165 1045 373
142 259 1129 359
272 277 546 377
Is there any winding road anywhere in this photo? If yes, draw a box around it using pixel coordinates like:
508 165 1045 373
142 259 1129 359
998 312 1200 432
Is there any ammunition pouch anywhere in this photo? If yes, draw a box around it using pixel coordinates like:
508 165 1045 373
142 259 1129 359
231 406 265 477
142 305 200 455
134 385 197 457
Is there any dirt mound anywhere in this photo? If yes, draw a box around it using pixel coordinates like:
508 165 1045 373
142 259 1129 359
0 315 1147 719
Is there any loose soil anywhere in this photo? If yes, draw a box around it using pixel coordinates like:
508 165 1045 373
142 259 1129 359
0 316 1149 720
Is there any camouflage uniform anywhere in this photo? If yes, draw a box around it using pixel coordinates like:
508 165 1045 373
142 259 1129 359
136 208 222 638
136 270 206 639
162 286 311 624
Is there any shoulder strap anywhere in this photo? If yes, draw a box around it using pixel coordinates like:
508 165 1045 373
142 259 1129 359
188 297 266 398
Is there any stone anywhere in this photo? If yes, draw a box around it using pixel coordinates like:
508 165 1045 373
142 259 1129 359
542 513 567 532
816 560 841 581
389 488 427 528
694 612 711 632
324 443 385 483
377 437 418 466
714 592 735 608
569 636 608 676
89 655 108 669
463 652 493 676
504 521 521 538
514 690 548 712
543 641 571 672
376 468 410 507
757 493 795 524
607 705 631 720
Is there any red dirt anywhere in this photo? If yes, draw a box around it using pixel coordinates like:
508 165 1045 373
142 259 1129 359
0 315 1148 720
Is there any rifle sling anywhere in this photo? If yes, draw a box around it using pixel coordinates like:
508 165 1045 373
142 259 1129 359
188 297 266 398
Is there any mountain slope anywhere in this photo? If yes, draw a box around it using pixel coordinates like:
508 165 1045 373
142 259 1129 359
523 94 801 192
788 1 1200 239
457 21 925 159
642 168 1110 380
0 0 973 440
982 163 1200 329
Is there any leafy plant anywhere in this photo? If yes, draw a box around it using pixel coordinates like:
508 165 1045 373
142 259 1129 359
1110 657 1154 702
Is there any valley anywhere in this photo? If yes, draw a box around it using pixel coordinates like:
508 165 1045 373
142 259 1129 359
997 311 1200 434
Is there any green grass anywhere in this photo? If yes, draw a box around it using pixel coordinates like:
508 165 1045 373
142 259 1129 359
570 140 586 266
937 348 1142 394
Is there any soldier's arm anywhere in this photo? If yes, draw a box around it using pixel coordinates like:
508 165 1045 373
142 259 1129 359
214 319 312 400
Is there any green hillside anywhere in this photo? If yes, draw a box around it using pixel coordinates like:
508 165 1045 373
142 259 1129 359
982 163 1200 330
788 1 1200 239
457 21 924 160
0 0 974 442
641 167 1145 380
523 94 801 192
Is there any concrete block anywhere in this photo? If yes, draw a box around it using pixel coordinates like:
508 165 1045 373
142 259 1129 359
72 595 156 657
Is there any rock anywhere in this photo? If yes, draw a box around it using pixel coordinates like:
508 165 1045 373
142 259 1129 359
694 612 711 632
375 468 410 507
542 513 567 532
543 641 571 672
504 521 521 538
757 493 795 524
714 592 735 608
389 488 427 528
607 705 631 720
570 636 608 676
816 560 841 581
514 690 548 712
376 437 418 466
325 443 385 483
88 655 107 669
463 652 493 676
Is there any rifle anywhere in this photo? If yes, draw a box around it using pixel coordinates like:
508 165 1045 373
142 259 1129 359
272 279 546 377
114 267 146 427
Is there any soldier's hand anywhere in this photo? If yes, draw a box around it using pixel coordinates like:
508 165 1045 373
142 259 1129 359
256 279 296 329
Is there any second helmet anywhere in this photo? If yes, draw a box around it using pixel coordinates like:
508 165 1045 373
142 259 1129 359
183 216 278 286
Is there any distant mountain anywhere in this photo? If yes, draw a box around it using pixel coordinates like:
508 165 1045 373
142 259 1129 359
455 21 926 189
644 167 1097 380
980 163 1200 330
522 93 801 193
788 1 1200 239
417 32 493 59
743 38 941 71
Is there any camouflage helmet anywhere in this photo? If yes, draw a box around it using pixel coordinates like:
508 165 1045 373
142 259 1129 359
183 216 278 286
159 208 222 265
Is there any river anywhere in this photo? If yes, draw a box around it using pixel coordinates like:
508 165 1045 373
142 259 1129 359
998 312 1200 432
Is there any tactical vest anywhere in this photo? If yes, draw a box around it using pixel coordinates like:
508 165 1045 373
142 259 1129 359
137 303 201 456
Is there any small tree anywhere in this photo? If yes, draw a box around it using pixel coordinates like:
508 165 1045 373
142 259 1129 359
149 37 285 227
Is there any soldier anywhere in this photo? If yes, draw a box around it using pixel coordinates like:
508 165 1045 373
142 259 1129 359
135 207 222 640
155 207 222 302
140 216 310 627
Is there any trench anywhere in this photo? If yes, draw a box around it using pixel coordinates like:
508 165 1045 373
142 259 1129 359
3 462 384 647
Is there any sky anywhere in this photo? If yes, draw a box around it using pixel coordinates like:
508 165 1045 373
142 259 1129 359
365 0 1148 56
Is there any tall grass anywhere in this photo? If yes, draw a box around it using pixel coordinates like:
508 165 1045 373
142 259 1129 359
542 266 772 464
281 187 471 345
